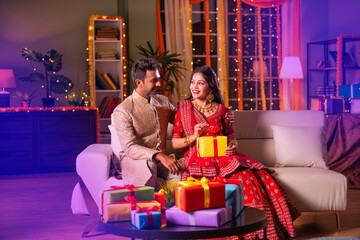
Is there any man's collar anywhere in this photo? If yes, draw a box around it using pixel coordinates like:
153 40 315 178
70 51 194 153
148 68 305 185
133 89 151 104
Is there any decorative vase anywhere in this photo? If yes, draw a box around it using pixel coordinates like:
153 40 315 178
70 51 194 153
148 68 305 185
21 101 30 108
42 98 55 107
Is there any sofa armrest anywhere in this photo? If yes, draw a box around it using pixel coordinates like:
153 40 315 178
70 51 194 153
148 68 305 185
76 144 113 208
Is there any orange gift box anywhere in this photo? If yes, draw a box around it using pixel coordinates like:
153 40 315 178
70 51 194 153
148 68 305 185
175 177 226 212
196 136 227 157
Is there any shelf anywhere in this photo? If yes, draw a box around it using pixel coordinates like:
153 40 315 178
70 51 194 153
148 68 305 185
96 90 122 93
95 40 121 43
95 59 122 62
309 68 337 71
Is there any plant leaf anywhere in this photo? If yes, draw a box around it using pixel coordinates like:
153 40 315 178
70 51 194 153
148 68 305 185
50 75 74 94
44 49 63 72
21 48 43 62
19 72 46 84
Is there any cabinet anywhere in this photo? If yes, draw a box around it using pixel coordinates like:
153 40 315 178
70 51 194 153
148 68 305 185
307 37 360 109
88 15 126 133
0 109 97 174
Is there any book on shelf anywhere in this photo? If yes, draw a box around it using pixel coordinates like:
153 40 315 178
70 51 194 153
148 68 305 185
105 73 120 89
95 51 118 60
103 73 118 89
95 70 108 90
98 97 121 118
95 28 119 40
96 70 112 90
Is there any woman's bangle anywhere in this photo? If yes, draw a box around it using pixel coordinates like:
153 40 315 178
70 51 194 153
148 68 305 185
184 136 191 146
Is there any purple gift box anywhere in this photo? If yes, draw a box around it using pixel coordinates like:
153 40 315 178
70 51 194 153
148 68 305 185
166 205 232 227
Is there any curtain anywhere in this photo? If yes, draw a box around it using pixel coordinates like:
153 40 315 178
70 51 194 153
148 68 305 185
281 0 302 110
164 0 193 103
241 0 287 7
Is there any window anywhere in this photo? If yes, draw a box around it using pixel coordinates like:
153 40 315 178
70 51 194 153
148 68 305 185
160 0 280 110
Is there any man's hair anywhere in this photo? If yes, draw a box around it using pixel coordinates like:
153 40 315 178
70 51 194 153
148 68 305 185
131 58 162 88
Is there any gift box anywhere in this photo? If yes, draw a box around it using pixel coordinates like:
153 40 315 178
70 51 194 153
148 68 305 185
351 98 360 114
102 200 161 223
131 207 162 229
339 83 360 99
166 206 232 227
154 190 167 227
212 177 244 218
196 136 227 157
101 185 154 213
321 98 344 114
175 177 226 212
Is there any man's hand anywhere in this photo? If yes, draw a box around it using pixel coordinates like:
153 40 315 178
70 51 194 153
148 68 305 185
155 152 182 175
225 106 234 123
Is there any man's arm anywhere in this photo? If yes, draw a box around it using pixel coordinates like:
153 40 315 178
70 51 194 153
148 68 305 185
113 108 159 160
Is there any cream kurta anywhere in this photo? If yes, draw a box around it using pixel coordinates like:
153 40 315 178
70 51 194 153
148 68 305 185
112 90 177 186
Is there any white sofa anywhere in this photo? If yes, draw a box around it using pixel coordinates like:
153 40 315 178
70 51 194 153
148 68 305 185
71 110 347 229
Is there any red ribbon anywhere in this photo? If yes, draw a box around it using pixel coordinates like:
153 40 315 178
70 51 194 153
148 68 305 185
134 205 159 228
154 191 167 227
213 136 218 157
212 176 243 185
124 195 137 210
101 185 140 214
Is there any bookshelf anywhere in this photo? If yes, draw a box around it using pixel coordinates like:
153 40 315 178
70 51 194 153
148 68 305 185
307 37 360 109
88 15 126 133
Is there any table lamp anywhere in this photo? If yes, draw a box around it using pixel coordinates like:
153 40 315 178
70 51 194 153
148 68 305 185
279 56 303 110
0 69 16 107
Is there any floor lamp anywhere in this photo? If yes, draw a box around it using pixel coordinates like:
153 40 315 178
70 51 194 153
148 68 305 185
0 69 16 108
279 57 304 110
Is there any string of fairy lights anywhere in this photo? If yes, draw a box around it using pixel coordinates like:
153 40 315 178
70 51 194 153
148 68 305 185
87 15 127 108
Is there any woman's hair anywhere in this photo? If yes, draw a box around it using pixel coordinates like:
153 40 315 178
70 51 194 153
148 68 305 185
187 65 224 104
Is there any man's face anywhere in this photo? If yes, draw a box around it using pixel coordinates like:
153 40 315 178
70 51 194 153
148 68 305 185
137 69 161 97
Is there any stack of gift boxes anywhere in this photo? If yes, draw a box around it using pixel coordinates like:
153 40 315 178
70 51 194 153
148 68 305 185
166 177 244 227
100 134 244 229
100 178 244 229
311 83 360 114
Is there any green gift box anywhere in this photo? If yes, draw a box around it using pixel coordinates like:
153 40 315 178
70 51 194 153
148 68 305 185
101 185 154 214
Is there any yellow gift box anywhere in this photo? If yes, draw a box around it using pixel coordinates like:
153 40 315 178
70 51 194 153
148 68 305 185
196 136 227 157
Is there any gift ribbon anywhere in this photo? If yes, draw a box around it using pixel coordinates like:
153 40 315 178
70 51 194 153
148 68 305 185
213 136 218 157
177 177 212 209
124 195 137 210
134 205 159 229
101 185 141 215
154 189 167 227
212 176 243 185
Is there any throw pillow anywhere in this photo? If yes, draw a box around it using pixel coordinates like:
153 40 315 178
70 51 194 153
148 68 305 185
108 124 122 162
271 125 328 169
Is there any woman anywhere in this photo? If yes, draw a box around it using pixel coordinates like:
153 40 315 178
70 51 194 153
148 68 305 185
172 66 301 239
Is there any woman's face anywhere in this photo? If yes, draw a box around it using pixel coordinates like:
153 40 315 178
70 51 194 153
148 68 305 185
190 72 210 100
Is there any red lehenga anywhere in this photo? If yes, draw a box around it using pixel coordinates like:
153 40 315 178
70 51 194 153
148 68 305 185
172 100 301 240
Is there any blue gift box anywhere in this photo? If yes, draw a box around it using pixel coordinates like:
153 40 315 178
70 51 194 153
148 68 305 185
131 210 161 229
339 83 360 99
321 98 344 114
225 184 244 218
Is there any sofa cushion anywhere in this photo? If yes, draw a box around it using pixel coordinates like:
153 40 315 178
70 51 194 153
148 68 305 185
270 167 347 212
271 125 328 169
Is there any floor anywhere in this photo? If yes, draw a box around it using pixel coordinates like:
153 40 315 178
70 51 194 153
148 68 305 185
0 172 359 240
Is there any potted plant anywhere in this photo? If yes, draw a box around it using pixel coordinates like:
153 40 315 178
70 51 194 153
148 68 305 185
20 48 74 107
158 178 177 208
12 90 37 107
134 41 185 96
65 90 92 107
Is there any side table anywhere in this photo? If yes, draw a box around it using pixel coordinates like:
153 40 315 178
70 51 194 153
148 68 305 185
100 207 267 239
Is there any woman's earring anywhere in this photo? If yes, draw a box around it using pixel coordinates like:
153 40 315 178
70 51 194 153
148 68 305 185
206 90 214 102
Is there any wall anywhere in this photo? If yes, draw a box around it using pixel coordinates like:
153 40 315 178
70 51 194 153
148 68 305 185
300 0 360 108
0 0 118 107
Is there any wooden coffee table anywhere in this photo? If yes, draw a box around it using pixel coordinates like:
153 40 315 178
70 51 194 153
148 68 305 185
100 207 267 239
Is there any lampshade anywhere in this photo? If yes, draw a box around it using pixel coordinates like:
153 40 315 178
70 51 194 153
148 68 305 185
0 69 16 89
279 57 304 79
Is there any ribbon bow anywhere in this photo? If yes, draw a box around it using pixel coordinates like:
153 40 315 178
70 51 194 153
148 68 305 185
134 205 159 229
177 177 213 209
206 119 221 136
124 195 137 210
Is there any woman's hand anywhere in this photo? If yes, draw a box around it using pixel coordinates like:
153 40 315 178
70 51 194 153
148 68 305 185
224 144 237 156
194 123 208 138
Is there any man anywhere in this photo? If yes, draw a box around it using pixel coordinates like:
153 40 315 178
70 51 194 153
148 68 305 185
112 58 181 187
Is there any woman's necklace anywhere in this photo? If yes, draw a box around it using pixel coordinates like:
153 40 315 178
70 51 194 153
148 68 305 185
192 100 216 115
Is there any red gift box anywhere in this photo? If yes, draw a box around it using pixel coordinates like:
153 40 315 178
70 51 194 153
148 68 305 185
175 177 226 212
